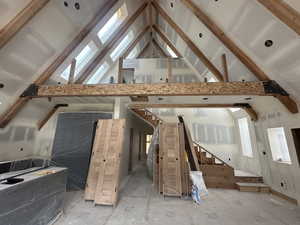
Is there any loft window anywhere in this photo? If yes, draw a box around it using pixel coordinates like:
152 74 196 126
238 117 253 157
110 31 134 61
166 45 177 58
97 4 128 44
87 62 109 84
61 41 98 80
267 127 291 164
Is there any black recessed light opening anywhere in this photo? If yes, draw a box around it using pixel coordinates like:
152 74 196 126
74 2 80 10
0 83 4 88
202 97 208 100
64 1 68 7
265 40 273 47
58 82 61 85
170 2 174 8
20 148 24 152
280 182 284 187
199 33 203 38
245 97 252 101
158 97 164 101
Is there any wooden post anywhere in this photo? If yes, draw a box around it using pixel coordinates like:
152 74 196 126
68 59 77 84
222 54 229 82
118 57 124 83
167 57 172 82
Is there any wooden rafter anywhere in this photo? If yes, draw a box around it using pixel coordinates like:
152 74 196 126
0 0 50 49
137 41 151 58
152 1 224 81
37 104 68 130
222 54 229 82
257 0 300 36
180 0 298 113
34 81 273 97
122 25 150 59
0 0 118 128
129 103 258 121
153 24 182 57
75 3 148 84
152 38 169 57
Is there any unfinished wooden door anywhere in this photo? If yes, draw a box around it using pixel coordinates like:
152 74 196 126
85 120 113 200
94 119 125 206
159 123 182 197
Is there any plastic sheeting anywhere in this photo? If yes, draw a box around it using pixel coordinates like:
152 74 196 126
190 171 208 204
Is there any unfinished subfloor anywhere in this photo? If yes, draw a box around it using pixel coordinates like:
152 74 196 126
54 164 300 225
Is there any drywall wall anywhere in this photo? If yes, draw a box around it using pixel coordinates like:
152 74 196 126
252 97 300 203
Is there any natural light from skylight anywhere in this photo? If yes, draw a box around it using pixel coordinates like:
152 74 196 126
61 41 98 80
110 31 134 61
127 47 138 59
97 4 128 44
166 45 177 58
230 108 240 112
87 63 109 84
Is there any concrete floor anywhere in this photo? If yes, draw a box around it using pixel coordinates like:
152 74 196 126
54 165 300 225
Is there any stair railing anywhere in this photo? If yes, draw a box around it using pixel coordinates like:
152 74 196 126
193 141 233 169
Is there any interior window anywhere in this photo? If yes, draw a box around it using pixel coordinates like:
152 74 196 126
97 4 128 44
110 31 134 61
238 117 253 157
61 41 98 80
267 127 291 164
87 62 109 84
166 45 177 58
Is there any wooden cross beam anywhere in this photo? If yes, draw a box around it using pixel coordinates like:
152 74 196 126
129 103 258 121
257 0 300 36
0 0 50 49
75 3 148 84
26 81 288 98
152 1 224 81
0 0 118 128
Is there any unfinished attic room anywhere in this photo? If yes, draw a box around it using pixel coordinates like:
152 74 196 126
2 0 300 225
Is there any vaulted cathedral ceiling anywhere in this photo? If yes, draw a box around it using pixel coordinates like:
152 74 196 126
0 0 300 128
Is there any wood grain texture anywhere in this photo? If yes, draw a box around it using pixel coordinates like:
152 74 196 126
0 0 50 49
152 1 224 81
153 24 182 57
257 0 300 36
37 82 267 97
75 3 148 84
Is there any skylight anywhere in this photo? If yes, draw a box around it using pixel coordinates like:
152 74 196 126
110 31 134 61
87 63 109 84
127 47 138 59
230 108 240 112
166 45 177 58
97 4 128 44
61 41 98 80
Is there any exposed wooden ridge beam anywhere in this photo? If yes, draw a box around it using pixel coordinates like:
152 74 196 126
257 0 300 36
129 103 258 121
153 24 182 57
37 104 68 130
0 0 118 128
180 0 298 114
35 82 269 98
152 1 224 81
122 25 150 59
137 41 151 58
152 38 169 57
0 0 50 49
75 3 148 84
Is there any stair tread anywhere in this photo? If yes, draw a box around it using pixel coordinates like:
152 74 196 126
234 170 262 178
236 182 269 187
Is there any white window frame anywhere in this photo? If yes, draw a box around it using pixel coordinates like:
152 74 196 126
238 117 254 157
267 127 291 164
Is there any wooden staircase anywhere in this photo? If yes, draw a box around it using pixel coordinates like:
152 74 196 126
132 110 269 192
130 108 162 127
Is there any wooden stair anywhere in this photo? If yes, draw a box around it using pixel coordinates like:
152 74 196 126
130 108 162 127
236 183 270 193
